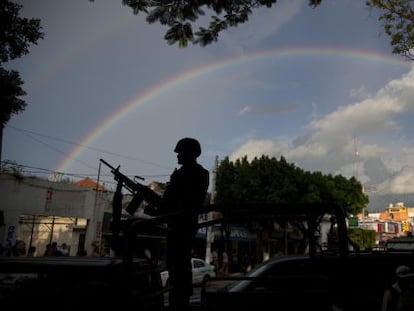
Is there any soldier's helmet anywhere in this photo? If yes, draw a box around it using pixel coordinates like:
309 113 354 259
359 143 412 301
174 137 201 158
396 265 414 279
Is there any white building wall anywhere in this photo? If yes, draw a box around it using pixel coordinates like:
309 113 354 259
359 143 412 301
367 213 381 220
0 173 113 256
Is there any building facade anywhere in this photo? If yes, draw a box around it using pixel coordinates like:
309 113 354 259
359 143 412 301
361 202 414 244
0 173 113 256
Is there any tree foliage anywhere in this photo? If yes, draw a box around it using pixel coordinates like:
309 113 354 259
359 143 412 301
0 67 25 126
117 0 321 48
366 0 414 60
0 0 44 126
348 228 377 249
113 0 414 59
214 155 369 216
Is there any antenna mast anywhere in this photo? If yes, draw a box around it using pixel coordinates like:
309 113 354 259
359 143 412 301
353 136 366 217
353 135 359 180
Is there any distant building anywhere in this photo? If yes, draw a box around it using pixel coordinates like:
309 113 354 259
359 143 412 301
360 202 414 244
75 177 108 192
379 202 409 222
0 173 112 256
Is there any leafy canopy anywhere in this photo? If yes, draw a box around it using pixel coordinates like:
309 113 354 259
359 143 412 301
117 0 321 48
214 155 369 216
366 0 414 60
0 67 26 126
348 228 377 249
0 0 44 126
113 0 414 59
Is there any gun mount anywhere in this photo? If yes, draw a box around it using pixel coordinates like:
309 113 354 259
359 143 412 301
100 158 162 215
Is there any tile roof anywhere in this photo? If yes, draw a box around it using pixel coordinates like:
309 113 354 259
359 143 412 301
75 177 108 192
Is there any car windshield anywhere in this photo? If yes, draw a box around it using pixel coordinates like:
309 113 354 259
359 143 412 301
386 241 414 251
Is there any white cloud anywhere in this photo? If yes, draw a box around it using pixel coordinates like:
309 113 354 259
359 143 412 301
349 85 370 100
239 106 252 115
402 147 414 154
377 166 414 194
228 66 414 196
229 139 289 161
238 103 299 116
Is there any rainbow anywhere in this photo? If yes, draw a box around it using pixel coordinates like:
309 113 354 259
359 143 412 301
55 46 413 173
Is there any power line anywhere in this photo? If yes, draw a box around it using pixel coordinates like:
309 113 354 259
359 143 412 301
8 125 97 171
4 126 215 185
7 125 173 171
1 160 170 179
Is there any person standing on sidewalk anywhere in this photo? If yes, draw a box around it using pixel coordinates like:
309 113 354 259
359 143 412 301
220 250 229 276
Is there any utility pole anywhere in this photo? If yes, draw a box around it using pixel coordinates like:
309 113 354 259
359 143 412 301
0 125 3 173
205 155 218 264
94 161 103 254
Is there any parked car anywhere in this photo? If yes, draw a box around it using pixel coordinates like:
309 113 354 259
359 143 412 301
196 202 414 311
385 236 414 251
160 257 216 288
201 250 414 310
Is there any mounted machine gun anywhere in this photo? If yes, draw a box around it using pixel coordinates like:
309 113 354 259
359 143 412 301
99 158 162 215
99 158 165 256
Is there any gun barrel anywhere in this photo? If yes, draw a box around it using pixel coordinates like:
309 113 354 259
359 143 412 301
99 158 161 206
99 158 115 171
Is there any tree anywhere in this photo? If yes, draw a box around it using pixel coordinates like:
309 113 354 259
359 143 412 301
0 0 44 164
116 0 321 48
114 0 414 59
214 155 369 216
0 67 26 127
367 0 414 60
348 228 377 250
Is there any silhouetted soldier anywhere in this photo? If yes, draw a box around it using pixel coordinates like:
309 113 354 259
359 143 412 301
382 265 414 311
151 137 209 310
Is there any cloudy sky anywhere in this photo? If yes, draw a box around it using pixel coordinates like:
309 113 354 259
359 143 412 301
3 0 414 211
